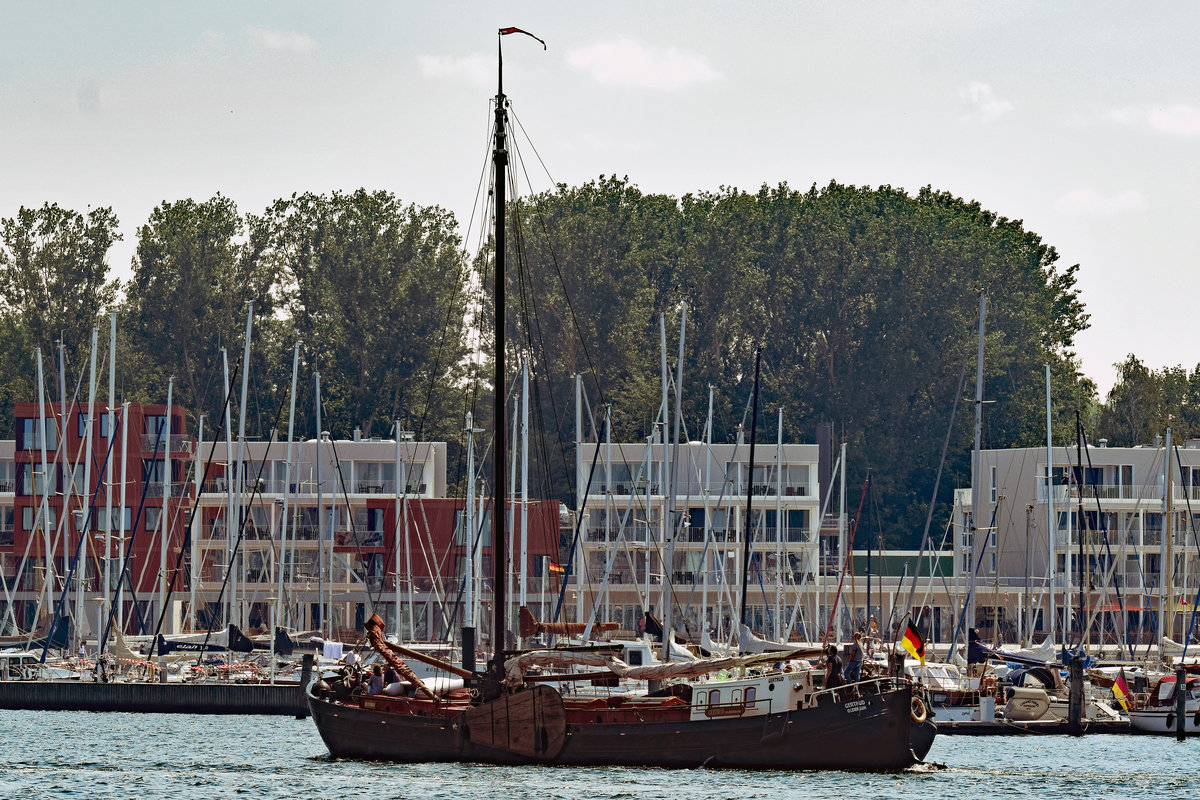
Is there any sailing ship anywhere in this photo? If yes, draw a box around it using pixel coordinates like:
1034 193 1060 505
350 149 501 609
305 27 936 770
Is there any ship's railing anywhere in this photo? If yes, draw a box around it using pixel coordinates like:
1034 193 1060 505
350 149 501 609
808 676 910 706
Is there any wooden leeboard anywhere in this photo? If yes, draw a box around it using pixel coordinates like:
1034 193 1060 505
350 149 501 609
463 684 566 760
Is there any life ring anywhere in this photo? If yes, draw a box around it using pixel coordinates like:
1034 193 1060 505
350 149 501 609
911 696 928 724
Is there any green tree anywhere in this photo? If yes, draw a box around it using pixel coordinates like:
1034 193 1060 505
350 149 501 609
122 195 284 434
0 203 121 436
1095 355 1200 446
505 176 684 503
509 179 1095 547
262 189 470 442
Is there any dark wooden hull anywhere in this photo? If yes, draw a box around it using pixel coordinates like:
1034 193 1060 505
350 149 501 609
308 683 935 771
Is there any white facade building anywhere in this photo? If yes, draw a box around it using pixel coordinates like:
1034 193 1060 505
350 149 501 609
575 438 822 642
956 436 1200 646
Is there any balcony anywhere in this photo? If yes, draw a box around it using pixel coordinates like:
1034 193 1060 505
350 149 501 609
140 434 193 454
354 480 394 494
334 530 384 547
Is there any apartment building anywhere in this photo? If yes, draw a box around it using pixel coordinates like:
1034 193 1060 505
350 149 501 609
955 436 1200 646
574 438 822 642
2 402 191 639
0 411 563 645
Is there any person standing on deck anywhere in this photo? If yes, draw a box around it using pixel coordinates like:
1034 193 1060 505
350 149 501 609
844 632 864 683
824 644 844 689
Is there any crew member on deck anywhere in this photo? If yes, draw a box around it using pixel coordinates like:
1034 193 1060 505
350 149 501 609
824 644 844 689
368 664 385 695
844 632 864 682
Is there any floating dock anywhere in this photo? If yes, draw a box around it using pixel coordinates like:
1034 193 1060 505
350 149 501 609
0 657 313 716
935 717 1130 736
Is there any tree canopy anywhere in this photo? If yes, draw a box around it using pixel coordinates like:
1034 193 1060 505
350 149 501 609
508 180 1095 545
0 178 1141 547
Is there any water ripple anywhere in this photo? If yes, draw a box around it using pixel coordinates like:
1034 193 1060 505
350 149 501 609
0 712 1195 800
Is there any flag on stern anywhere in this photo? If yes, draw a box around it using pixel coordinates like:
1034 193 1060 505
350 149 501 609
1112 668 1132 711
901 619 926 665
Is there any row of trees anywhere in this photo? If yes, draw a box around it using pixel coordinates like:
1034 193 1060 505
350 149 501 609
0 191 471 459
0 181 1186 547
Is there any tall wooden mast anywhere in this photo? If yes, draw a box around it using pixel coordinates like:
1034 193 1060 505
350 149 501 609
490 31 510 664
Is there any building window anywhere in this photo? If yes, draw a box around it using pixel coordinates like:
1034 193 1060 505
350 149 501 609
99 507 132 532
77 412 89 438
353 507 385 546
146 507 161 532
22 505 55 532
70 465 85 496
403 463 426 494
143 459 166 484
18 464 58 497
454 509 492 546
989 465 997 503
18 418 57 451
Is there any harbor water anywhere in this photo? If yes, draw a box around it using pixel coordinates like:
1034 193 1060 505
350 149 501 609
0 710 1192 799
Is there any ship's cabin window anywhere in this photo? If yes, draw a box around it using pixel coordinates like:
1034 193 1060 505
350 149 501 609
708 689 720 705
745 687 756 707
626 649 643 666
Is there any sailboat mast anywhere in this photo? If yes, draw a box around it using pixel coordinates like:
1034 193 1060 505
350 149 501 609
36 349 51 613
160 377 172 634
1046 364 1055 644
104 312 116 645
1161 427 1173 656
968 291 986 635
739 346 763 630
81 327 98 653
278 342 300 635
490 35 509 663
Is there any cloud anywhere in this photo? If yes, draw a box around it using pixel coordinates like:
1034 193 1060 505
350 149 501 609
566 38 719 91
1104 104 1200 137
247 27 316 54
1055 189 1147 216
415 53 493 87
1147 105 1200 136
960 82 1013 122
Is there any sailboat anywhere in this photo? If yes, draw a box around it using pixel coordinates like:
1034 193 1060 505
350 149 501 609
305 27 936 770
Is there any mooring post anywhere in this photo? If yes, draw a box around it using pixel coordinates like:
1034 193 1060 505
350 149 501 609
297 653 315 720
1176 665 1187 742
1067 655 1083 736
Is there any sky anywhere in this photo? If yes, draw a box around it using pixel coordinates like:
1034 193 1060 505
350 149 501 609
2 1 1198 397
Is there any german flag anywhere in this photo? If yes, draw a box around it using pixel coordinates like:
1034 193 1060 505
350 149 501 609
901 619 926 665
1112 668 1131 711
548 561 565 575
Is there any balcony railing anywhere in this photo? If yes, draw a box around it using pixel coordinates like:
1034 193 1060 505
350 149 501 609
140 434 193 454
1042 483 1200 503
